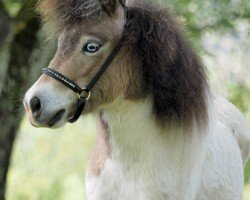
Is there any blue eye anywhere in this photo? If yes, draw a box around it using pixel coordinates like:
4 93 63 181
83 42 101 53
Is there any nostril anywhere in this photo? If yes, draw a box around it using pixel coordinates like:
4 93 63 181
30 97 42 116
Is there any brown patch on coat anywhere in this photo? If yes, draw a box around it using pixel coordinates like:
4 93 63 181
88 0 208 128
85 47 147 113
89 114 111 176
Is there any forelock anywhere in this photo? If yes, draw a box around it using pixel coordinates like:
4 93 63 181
37 0 105 37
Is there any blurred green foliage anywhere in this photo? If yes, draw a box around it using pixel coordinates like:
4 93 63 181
168 0 250 30
230 84 250 114
164 0 250 51
7 117 97 200
3 2 21 17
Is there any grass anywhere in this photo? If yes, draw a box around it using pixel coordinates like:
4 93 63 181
6 115 250 200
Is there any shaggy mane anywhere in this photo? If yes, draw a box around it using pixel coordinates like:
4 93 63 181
124 1 209 127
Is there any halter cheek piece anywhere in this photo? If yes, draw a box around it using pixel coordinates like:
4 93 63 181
42 31 125 123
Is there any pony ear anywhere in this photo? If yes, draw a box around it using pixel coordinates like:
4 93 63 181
100 0 126 15
100 0 117 15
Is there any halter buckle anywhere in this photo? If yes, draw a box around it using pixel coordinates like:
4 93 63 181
77 88 91 100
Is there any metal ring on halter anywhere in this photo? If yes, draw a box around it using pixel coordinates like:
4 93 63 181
77 88 91 100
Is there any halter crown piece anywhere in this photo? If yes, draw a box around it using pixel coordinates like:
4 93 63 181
42 6 127 123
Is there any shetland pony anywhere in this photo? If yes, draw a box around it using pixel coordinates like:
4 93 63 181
23 0 250 199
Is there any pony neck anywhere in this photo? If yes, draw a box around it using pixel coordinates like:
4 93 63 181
99 97 166 163
97 96 208 164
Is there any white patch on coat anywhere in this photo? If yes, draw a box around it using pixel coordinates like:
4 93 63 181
86 96 249 200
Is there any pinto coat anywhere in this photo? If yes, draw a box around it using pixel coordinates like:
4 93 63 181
30 0 250 199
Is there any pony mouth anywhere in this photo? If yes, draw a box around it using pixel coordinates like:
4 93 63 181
67 108 76 120
67 102 81 122
47 109 66 127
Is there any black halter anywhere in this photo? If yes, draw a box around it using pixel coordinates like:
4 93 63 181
42 33 125 123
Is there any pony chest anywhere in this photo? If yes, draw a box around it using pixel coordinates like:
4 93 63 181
86 135 185 200
86 158 174 200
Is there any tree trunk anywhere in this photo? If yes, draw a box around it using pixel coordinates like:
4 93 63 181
0 1 40 199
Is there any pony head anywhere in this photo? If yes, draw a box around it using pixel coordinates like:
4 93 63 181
24 0 208 129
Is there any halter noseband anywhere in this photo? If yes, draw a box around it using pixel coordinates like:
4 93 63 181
42 28 125 123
